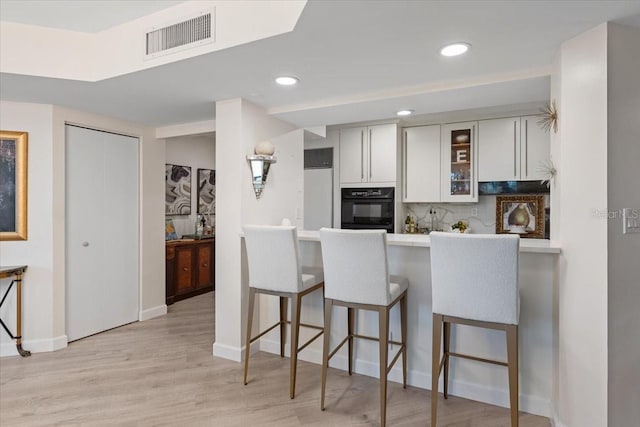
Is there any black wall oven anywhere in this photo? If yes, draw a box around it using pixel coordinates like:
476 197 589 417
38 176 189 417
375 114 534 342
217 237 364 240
341 187 394 233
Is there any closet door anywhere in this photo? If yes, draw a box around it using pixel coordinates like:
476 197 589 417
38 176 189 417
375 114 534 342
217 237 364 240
66 125 139 341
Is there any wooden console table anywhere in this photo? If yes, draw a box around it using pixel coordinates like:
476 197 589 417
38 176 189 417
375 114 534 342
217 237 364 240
0 265 30 357
166 239 215 305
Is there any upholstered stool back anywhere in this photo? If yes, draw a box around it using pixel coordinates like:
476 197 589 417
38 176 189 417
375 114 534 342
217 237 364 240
430 232 520 325
319 228 391 306
243 225 302 293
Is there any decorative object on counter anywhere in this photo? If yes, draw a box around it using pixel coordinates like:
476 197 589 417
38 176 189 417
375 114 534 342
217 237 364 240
430 208 439 232
496 195 545 238
538 100 558 133
450 220 469 233
0 130 28 241
247 141 277 199
197 168 216 215
165 164 191 215
537 159 557 189
165 218 178 241
404 215 417 233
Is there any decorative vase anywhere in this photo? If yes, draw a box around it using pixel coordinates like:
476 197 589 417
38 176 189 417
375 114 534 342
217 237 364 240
508 203 530 227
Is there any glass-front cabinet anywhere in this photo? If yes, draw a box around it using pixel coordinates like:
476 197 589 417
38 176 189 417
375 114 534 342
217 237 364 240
441 121 478 202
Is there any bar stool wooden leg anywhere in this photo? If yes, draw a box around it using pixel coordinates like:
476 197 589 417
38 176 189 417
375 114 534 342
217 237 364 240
348 307 355 375
289 294 302 399
379 306 389 427
280 296 288 358
431 313 443 427
400 293 408 388
507 324 519 427
443 321 451 399
321 298 334 410
244 287 257 385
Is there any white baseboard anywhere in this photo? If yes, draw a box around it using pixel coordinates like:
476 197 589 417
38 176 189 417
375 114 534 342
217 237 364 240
139 304 167 321
212 340 260 362
260 338 551 418
1 334 68 357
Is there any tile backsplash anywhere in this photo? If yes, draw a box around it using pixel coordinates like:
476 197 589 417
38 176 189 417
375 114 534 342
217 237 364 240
405 195 550 236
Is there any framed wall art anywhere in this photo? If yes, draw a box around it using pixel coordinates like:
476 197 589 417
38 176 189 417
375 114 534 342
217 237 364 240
0 130 28 241
496 194 545 239
197 168 215 215
165 164 191 215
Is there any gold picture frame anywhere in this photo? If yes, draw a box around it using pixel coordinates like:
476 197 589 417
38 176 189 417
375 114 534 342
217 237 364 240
496 195 545 239
0 130 28 241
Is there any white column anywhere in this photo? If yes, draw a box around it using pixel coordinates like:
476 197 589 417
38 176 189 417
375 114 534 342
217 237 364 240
213 98 302 361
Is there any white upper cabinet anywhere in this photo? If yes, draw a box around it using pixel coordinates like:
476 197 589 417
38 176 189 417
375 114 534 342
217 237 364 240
403 125 441 202
520 115 550 181
441 121 478 203
478 117 521 181
478 116 550 181
340 123 397 186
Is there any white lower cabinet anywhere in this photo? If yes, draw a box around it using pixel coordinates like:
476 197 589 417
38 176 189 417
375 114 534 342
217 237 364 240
403 125 441 202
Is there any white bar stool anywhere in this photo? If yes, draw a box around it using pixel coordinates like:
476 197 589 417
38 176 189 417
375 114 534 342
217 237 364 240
429 232 520 427
319 228 409 427
243 225 324 399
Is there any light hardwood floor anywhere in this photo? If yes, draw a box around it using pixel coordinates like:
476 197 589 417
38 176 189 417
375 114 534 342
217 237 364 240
0 293 550 426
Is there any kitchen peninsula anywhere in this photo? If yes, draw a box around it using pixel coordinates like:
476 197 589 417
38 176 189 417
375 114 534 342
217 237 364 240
251 231 560 417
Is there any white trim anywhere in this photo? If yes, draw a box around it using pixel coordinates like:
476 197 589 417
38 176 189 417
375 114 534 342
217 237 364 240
259 338 550 418
212 341 259 362
139 304 167 321
155 120 216 139
1 335 68 357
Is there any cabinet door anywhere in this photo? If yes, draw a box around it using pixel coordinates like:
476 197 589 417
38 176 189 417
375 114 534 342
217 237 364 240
368 123 397 184
441 121 478 202
521 115 550 181
339 127 365 185
196 243 213 288
478 117 520 181
403 125 441 202
175 246 194 294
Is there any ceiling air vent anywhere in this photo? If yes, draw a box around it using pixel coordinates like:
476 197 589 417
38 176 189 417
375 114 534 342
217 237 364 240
146 11 213 56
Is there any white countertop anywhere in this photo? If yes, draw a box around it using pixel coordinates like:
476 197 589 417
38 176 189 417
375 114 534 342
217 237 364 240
297 230 561 254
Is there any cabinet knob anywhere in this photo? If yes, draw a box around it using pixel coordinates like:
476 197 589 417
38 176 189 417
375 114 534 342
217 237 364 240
82 241 89 247
202 263 208 267
183 267 188 271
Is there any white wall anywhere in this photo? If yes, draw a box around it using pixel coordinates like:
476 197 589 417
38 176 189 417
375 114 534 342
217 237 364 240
0 100 165 357
607 23 640 427
165 134 216 237
552 24 609 427
0 101 59 356
213 98 299 361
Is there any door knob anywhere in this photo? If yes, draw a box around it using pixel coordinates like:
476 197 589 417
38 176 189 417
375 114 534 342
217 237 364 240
82 242 89 247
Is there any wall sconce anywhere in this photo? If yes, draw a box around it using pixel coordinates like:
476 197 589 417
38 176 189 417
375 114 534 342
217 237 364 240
247 141 276 199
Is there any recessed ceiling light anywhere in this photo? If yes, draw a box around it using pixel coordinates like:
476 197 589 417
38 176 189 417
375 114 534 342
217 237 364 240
275 76 299 86
396 109 414 116
440 43 470 57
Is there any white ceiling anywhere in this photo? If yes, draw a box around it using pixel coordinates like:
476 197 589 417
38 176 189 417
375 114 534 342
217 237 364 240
1 1 640 128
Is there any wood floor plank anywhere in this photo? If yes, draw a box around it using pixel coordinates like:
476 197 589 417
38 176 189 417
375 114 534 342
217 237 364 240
0 292 550 426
